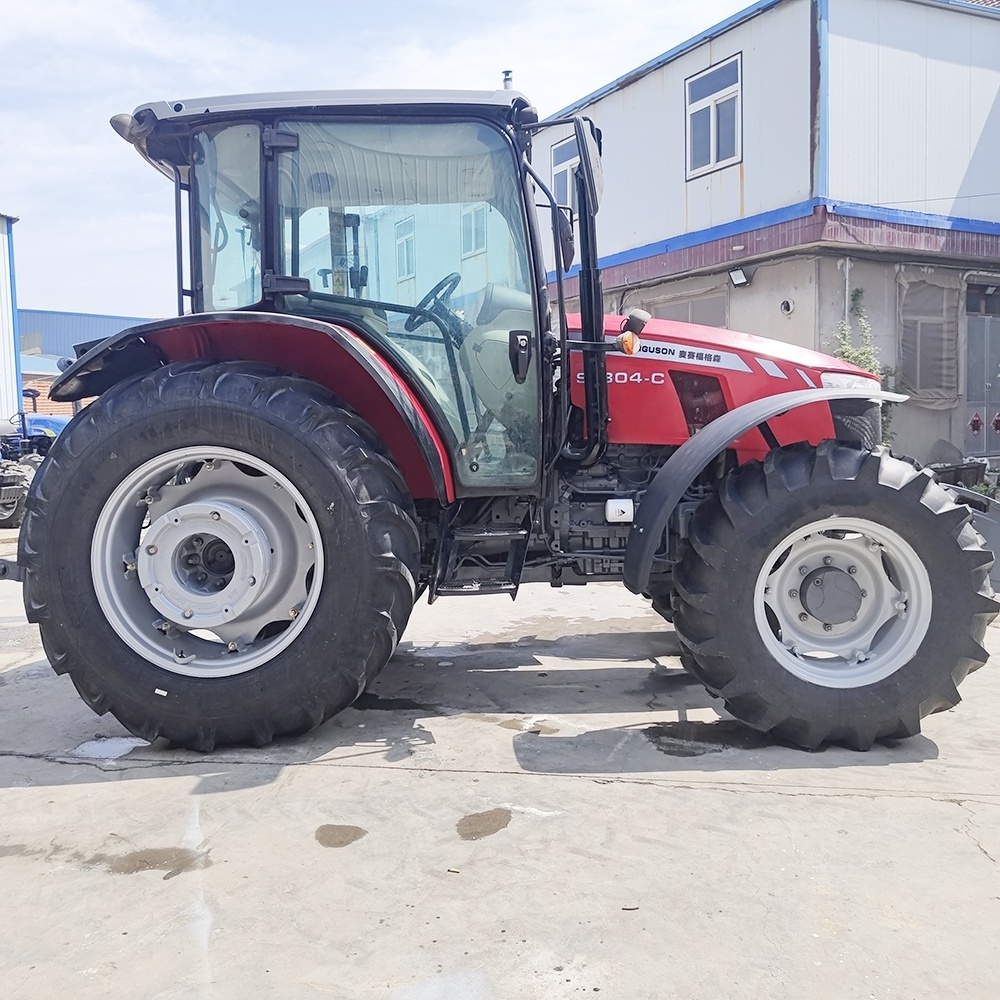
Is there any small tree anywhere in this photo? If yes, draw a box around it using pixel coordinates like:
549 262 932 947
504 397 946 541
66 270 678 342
831 288 895 445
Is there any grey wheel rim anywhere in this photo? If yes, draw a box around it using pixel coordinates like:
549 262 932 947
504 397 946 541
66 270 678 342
92 446 324 678
752 516 932 688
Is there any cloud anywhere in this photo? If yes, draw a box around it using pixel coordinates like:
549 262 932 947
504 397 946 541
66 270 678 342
0 0 750 315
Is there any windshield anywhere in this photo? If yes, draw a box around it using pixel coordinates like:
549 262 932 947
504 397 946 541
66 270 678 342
190 117 540 489
276 119 539 487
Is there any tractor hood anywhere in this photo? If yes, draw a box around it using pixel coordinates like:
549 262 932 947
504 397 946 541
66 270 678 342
589 314 877 385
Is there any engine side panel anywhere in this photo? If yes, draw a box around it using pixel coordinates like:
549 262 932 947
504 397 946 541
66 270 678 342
569 315 844 457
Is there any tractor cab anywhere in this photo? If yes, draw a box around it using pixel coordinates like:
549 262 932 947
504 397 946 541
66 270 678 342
110 91 606 493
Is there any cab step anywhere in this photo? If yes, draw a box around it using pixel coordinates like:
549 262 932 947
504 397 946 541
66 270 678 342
429 510 532 603
435 578 519 596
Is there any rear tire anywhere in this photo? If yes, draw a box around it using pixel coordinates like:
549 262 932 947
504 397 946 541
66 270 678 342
673 442 998 750
21 362 419 750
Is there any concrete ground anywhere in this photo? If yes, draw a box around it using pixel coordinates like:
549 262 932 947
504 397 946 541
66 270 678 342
1 526 999 1000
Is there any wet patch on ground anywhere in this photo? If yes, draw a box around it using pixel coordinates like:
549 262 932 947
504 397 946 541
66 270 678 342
315 824 368 848
643 720 776 756
456 808 512 841
497 719 559 735
86 847 211 880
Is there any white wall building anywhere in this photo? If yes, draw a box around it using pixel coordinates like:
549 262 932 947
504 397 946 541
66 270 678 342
536 0 1000 462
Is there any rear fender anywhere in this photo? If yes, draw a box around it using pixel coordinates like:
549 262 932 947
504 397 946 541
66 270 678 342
622 387 907 594
50 312 455 502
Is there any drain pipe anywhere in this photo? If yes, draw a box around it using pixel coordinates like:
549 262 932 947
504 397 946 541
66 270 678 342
841 255 852 325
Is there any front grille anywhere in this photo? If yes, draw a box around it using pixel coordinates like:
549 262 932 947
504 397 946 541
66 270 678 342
830 399 881 449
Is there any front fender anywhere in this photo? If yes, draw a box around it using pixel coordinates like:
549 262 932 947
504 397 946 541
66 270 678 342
622 387 907 594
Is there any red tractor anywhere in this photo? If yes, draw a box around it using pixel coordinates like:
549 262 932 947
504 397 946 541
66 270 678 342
11 90 997 751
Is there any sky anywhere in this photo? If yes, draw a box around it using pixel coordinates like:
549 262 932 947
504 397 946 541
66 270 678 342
0 0 753 320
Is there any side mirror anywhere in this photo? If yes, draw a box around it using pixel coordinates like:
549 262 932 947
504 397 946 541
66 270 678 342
557 209 575 273
573 117 604 213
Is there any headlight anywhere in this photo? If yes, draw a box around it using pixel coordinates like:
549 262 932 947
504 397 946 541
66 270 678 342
820 372 882 393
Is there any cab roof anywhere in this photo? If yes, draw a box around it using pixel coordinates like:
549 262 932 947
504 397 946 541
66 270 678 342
133 89 530 123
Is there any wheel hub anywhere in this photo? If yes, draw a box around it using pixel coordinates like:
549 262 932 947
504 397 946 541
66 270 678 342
753 517 932 688
137 500 271 629
800 567 864 625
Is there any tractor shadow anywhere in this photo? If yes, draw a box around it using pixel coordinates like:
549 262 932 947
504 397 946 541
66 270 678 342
0 623 938 795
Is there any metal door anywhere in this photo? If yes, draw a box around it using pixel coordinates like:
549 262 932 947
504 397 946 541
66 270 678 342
964 315 1000 456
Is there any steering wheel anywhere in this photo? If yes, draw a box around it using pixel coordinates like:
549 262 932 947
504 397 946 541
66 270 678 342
404 272 462 332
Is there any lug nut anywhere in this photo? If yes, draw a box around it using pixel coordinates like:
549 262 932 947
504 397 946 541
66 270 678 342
799 566 808 575
186 554 200 566
895 600 906 611
798 612 809 622
848 565 857 575
289 608 299 618
211 511 221 521
860 590 868 598
182 609 193 620
146 544 158 555
227 641 238 652
193 536 203 546
788 589 798 598
823 556 833 566
823 623 833 632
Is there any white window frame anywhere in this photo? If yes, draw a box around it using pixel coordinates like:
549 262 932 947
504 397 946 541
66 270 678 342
551 136 580 213
461 203 487 258
685 54 742 180
395 216 415 282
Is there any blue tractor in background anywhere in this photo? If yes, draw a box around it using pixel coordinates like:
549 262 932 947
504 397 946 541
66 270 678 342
0 389 70 528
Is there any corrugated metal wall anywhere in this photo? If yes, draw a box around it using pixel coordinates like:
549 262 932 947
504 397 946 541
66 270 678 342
17 309 152 360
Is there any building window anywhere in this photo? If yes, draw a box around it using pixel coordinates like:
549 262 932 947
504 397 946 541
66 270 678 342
686 55 742 179
552 137 579 212
967 284 1000 316
653 294 728 328
395 217 415 281
898 280 959 398
461 204 487 257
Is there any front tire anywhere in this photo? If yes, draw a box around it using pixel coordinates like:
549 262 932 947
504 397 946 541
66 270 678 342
673 442 998 750
20 362 419 750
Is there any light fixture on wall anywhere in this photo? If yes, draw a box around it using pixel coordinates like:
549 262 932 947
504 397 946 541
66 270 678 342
728 267 751 288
